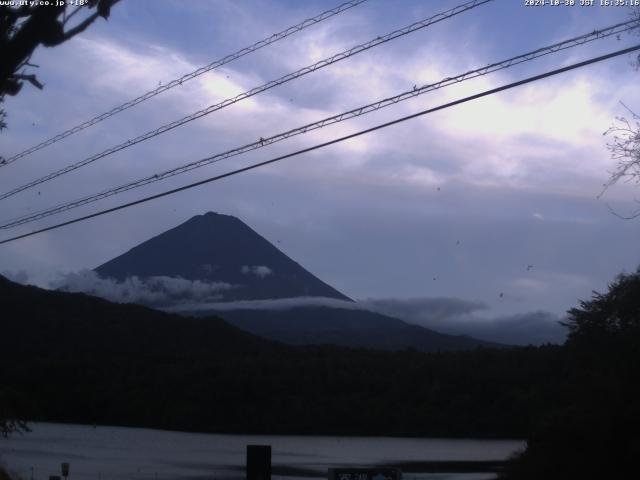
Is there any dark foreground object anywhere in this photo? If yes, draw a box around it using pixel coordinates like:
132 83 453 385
247 445 271 480
499 270 640 479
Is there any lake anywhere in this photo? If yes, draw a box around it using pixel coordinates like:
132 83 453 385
0 423 524 480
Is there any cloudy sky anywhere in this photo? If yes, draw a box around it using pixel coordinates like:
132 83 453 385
1 0 640 342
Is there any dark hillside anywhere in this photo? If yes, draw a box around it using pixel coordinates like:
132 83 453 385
1 275 564 437
211 306 501 351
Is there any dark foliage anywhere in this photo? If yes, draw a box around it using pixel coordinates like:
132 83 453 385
0 275 563 438
501 269 640 479
0 466 15 480
0 0 119 131
0 392 29 438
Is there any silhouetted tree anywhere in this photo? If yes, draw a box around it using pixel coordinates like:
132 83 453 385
0 0 120 131
603 107 640 217
0 389 29 438
501 268 640 479
0 1 121 436
0 417 28 439
564 268 640 342
601 7 640 216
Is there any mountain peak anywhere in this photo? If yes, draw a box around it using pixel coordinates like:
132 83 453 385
95 212 351 302
197 211 239 221
180 211 243 227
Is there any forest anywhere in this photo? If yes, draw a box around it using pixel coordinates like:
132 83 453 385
1 269 639 479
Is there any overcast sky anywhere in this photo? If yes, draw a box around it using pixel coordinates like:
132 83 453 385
1 0 640 339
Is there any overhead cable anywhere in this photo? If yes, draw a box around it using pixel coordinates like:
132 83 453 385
2 19 637 230
2 43 638 245
0 0 371 167
0 0 494 200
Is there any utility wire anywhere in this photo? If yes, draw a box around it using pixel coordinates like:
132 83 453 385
0 0 494 201
0 0 371 167
1 44 638 246
2 19 637 230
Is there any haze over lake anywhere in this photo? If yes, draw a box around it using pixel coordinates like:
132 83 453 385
1 424 524 480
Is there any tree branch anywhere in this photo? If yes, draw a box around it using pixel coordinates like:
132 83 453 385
12 73 44 90
60 10 100 42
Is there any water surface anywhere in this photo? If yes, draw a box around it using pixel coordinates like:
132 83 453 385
0 423 524 480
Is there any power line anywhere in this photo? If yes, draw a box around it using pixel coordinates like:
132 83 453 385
0 0 494 201
0 0 371 167
2 43 638 246
2 19 637 230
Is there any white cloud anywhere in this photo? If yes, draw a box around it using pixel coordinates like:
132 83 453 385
240 265 273 278
17 22 626 206
171 294 566 345
4 269 233 307
510 270 591 296
361 297 488 322
166 296 362 313
72 36 263 115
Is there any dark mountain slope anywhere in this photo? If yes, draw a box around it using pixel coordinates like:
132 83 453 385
95 212 349 302
0 274 274 358
93 212 496 351
193 306 499 351
0 275 562 437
